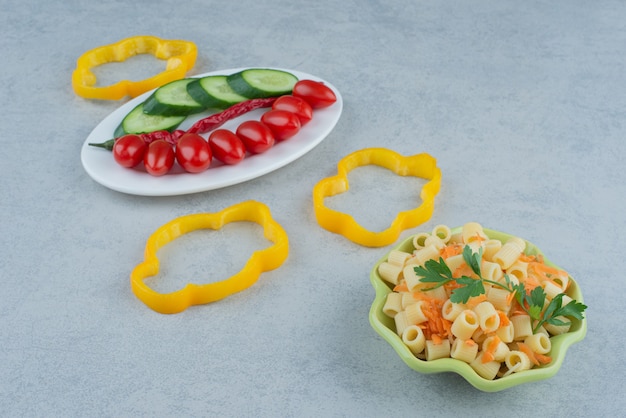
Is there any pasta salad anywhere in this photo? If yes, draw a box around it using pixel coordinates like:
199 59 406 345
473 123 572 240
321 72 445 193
378 222 587 380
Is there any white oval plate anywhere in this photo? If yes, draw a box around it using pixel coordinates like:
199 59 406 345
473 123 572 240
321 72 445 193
81 68 343 196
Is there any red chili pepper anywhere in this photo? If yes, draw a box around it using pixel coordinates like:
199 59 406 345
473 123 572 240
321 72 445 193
89 98 277 151
186 97 277 134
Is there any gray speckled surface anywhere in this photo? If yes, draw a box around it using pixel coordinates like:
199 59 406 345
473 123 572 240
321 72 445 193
1 0 623 416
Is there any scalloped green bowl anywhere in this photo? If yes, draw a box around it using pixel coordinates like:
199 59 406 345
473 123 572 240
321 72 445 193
369 227 587 392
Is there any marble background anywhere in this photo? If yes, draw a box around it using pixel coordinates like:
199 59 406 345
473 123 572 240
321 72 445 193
1 0 623 416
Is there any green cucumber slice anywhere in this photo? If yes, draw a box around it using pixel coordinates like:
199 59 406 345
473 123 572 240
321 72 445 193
114 103 185 137
142 78 206 116
186 75 249 109
227 69 298 99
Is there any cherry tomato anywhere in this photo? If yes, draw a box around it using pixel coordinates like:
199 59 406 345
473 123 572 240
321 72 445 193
292 80 337 109
260 109 301 141
175 133 212 173
271 95 313 125
112 134 146 168
208 129 246 165
144 140 175 176
236 121 275 154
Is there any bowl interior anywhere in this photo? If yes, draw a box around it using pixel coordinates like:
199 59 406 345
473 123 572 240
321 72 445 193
369 227 587 392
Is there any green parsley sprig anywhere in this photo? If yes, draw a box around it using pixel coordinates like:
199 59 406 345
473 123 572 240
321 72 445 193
413 245 587 334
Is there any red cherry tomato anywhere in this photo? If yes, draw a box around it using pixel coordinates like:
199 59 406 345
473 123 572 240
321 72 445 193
292 80 337 109
175 133 212 173
112 134 147 168
144 140 175 176
260 109 301 141
208 129 246 165
236 121 275 154
271 95 313 125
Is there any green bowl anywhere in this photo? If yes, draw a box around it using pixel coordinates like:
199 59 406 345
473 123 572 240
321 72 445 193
369 227 587 392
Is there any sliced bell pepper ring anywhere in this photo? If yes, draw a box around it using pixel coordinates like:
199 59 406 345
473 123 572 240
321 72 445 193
72 35 197 100
312 148 442 247
130 200 289 314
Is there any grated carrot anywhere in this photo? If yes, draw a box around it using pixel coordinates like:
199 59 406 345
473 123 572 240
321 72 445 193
465 294 487 309
453 263 476 279
497 311 510 327
529 261 567 282
517 342 552 366
418 297 452 343
440 244 463 259
482 335 502 363
393 282 409 293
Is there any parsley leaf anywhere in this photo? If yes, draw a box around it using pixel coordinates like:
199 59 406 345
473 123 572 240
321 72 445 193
413 258 454 289
451 276 485 304
463 245 483 277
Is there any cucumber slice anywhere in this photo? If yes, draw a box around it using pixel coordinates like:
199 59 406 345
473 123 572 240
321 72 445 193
186 75 249 109
227 69 298 99
114 102 186 137
142 78 206 116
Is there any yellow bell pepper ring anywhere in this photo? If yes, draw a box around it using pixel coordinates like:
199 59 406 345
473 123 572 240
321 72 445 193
312 148 442 247
130 200 289 314
72 35 197 100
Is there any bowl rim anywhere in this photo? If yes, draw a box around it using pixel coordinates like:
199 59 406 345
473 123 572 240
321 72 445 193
369 226 587 392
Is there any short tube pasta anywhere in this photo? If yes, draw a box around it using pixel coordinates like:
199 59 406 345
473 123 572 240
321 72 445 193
382 292 403 318
474 301 500 333
524 333 551 354
431 224 452 242
482 239 502 261
462 222 487 244
507 260 528 282
442 299 465 321
412 232 430 250
481 261 504 282
424 235 446 250
482 336 509 362
493 241 523 270
387 250 412 267
511 314 533 341
403 265 422 292
377 262 403 285
402 325 426 355
405 301 428 325
413 244 440 266
425 339 451 361
544 316 571 335
444 254 465 274
470 353 500 380
505 350 532 374
495 322 515 343
486 287 512 313
451 310 479 340
450 338 479 363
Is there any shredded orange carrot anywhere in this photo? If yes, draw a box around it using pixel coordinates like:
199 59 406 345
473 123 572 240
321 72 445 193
505 290 517 305
482 335 502 363
465 294 487 309
517 342 552 366
417 296 452 343
440 244 463 259
528 261 568 285
521 271 542 290
518 254 538 263
469 233 486 244
453 263 475 279
393 282 408 293
497 311 510 327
